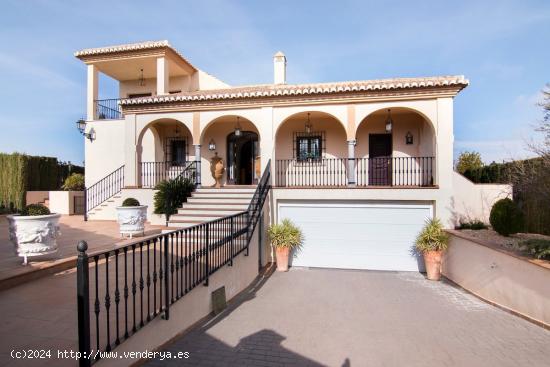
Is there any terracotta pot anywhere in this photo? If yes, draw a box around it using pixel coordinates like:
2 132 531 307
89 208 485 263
423 250 443 281
209 154 225 188
275 247 290 272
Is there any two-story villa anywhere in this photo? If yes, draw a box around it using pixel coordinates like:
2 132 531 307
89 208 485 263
75 40 509 272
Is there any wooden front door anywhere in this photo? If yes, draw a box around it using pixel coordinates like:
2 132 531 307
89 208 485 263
369 134 392 185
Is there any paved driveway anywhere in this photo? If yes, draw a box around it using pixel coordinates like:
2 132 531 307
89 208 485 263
146 268 550 367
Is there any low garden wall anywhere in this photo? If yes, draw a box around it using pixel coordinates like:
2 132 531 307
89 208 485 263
443 231 550 328
48 191 84 215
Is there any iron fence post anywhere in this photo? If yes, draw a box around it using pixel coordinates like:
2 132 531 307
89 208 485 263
229 216 234 266
204 223 209 286
163 234 170 320
83 189 88 221
77 241 91 367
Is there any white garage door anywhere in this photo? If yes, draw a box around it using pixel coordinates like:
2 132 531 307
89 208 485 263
278 202 432 271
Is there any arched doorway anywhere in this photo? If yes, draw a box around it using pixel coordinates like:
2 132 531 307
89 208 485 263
227 131 259 185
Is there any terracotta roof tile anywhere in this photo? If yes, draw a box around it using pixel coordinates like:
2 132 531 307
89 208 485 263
120 75 468 105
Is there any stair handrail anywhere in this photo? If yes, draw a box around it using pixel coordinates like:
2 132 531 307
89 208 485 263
174 161 197 185
84 165 125 221
246 159 272 240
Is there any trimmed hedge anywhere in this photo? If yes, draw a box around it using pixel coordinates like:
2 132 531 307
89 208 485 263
490 198 524 236
0 153 84 211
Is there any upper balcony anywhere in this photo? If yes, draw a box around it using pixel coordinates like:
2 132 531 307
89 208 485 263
75 40 228 121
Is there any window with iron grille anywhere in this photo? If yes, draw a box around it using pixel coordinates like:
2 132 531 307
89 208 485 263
293 131 325 161
165 137 188 166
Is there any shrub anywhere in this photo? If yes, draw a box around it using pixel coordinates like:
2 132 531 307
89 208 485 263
489 198 524 236
415 218 449 252
21 203 51 216
457 219 489 230
267 219 303 250
62 173 85 191
122 198 140 207
153 177 195 217
522 239 550 260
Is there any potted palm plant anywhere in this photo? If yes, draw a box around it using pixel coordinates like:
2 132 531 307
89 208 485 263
116 198 147 238
7 204 61 265
415 218 449 281
267 219 303 272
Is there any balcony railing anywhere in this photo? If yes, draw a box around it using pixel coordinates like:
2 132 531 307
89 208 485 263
275 157 435 187
95 99 123 120
140 161 196 188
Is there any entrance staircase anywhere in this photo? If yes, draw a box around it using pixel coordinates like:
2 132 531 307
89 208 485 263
168 186 256 228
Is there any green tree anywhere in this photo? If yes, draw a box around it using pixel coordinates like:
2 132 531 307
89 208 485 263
456 151 483 174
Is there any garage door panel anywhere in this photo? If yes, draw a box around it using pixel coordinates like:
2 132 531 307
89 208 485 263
279 203 431 271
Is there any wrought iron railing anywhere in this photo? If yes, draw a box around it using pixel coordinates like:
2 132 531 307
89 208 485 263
95 99 123 120
275 158 347 187
140 161 197 188
247 159 271 240
77 164 272 366
275 157 434 187
84 165 125 220
355 156 434 186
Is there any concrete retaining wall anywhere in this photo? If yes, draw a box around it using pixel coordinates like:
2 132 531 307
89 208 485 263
443 231 550 327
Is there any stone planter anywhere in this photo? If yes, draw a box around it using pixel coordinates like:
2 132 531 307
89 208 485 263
423 250 443 281
275 247 290 272
7 213 61 265
116 205 147 238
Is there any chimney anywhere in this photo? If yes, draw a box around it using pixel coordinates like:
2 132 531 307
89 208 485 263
273 51 286 84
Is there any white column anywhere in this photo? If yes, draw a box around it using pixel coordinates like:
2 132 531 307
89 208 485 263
194 144 201 187
156 57 169 95
124 114 138 187
347 140 356 185
87 64 98 121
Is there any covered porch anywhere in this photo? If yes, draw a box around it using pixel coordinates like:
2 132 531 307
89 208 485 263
274 108 436 187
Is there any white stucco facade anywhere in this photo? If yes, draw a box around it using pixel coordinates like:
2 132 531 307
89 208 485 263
75 40 508 229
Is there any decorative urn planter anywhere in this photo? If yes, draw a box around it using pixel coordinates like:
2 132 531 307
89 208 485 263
116 205 148 238
275 247 290 272
423 250 443 281
7 213 61 265
210 153 225 188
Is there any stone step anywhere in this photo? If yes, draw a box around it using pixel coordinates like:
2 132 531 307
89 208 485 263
176 208 244 216
191 192 254 199
179 203 248 210
195 188 256 194
187 197 251 204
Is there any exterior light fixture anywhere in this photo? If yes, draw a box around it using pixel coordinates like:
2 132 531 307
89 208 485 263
234 116 242 137
406 131 413 145
305 112 312 133
208 139 216 151
76 118 96 142
385 109 393 133
138 68 145 86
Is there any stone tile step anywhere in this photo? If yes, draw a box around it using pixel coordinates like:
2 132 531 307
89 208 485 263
176 209 244 216
187 197 251 204
191 192 254 199
195 188 256 194
179 203 249 210
170 214 225 222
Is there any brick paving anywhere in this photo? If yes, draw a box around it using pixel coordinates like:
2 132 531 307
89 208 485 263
146 268 550 367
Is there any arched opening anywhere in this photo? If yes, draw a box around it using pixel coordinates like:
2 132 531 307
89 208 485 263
137 118 194 187
201 116 260 187
355 108 436 186
274 111 348 186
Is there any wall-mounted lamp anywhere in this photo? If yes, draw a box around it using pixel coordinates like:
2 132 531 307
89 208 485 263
385 109 393 133
208 139 216 151
234 116 242 137
76 118 96 141
405 131 413 145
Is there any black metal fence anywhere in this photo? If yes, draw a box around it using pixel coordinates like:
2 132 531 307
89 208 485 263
275 158 347 187
140 161 196 188
275 157 434 187
355 156 434 186
84 165 124 220
77 212 249 365
77 161 272 366
95 99 123 120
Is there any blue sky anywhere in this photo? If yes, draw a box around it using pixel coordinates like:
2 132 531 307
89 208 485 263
0 0 549 165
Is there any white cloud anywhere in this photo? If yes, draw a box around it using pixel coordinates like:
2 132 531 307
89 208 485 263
0 52 77 88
